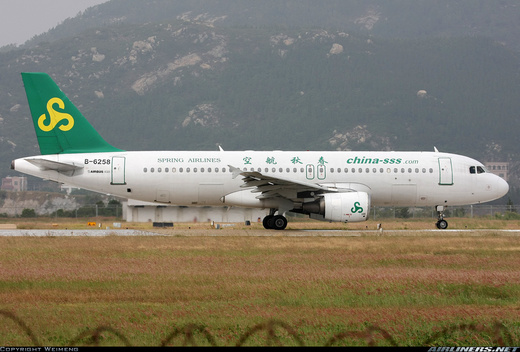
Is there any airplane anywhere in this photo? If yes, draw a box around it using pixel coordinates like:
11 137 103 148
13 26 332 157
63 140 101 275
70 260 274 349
11 72 509 230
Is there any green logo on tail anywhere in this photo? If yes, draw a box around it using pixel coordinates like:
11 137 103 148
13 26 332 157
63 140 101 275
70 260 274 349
38 97 74 132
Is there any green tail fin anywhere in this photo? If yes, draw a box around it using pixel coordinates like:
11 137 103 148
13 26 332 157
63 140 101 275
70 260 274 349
21 72 123 155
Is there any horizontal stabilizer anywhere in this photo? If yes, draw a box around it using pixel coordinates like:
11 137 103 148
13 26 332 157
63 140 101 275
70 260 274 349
25 158 84 176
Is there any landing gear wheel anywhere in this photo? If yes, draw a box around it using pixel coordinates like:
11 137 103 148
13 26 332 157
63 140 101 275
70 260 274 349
435 205 448 230
263 215 274 229
436 219 448 229
271 215 288 230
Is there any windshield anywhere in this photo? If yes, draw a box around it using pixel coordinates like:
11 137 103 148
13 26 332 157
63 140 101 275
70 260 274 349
469 166 486 174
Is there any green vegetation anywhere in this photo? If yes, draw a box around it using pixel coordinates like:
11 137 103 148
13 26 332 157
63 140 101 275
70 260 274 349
0 235 519 346
20 208 36 218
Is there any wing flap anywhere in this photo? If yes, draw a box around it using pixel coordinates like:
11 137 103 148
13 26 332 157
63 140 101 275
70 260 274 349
228 165 337 201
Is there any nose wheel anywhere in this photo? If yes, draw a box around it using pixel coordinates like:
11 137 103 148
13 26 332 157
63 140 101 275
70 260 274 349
436 219 448 229
435 205 448 229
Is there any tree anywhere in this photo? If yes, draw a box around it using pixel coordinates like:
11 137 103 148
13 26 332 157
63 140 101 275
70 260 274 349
21 208 36 218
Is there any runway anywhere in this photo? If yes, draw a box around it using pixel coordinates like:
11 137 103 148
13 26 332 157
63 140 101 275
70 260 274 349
1 228 520 237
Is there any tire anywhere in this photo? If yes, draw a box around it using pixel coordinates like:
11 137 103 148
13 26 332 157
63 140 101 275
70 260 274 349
272 215 288 230
263 215 274 229
436 219 448 230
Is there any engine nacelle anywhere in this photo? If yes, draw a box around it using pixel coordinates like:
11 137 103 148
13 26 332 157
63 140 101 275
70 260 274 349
303 192 370 222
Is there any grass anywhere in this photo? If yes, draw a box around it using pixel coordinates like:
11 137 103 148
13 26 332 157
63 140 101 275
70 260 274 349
0 221 520 346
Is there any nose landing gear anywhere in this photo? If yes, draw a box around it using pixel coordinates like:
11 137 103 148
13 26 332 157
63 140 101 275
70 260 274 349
435 205 448 229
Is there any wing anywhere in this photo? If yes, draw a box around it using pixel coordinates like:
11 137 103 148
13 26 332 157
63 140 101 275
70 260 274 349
229 165 337 201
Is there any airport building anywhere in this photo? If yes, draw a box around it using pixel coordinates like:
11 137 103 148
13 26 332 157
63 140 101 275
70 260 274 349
1 176 27 192
484 162 509 182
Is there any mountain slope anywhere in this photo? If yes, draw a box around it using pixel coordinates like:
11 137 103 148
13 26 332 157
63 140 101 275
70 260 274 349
1 1 519 186
20 0 520 52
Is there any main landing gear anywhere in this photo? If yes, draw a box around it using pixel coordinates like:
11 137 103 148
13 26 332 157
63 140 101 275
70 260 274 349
435 205 448 229
263 209 288 230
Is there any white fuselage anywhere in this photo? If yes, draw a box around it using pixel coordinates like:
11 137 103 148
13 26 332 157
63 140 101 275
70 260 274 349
13 150 509 210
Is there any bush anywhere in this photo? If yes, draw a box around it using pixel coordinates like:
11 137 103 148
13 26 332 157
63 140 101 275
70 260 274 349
495 211 520 220
21 208 36 218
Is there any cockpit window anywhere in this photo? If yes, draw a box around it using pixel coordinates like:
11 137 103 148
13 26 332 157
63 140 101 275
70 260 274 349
470 166 486 174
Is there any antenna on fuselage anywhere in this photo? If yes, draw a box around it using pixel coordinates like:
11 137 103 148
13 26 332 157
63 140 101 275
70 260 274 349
434 146 439 153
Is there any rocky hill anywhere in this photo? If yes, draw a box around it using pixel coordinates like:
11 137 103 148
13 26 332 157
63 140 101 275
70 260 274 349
1 0 519 199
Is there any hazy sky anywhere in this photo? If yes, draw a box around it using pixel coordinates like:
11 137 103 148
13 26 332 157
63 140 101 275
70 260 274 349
0 0 108 47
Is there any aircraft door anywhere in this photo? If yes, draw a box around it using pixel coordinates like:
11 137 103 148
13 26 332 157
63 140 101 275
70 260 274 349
111 156 126 185
306 164 315 180
438 157 453 185
317 164 326 180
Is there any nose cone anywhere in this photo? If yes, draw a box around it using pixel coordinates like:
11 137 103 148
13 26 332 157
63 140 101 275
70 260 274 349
497 176 509 198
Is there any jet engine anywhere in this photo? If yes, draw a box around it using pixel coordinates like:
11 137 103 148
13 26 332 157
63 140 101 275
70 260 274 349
302 192 370 222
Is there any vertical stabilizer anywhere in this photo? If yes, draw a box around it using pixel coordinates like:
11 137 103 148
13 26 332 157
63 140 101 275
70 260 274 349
21 72 123 155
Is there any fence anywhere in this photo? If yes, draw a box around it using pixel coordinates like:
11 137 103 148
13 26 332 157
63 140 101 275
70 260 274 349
370 204 518 220
0 204 517 220
0 204 123 218
0 310 516 346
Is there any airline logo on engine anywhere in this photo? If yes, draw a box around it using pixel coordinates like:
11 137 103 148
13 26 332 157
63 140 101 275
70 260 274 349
351 202 364 213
